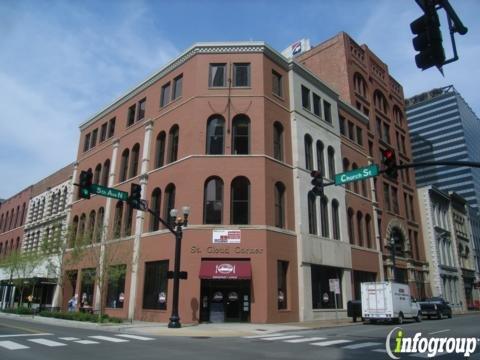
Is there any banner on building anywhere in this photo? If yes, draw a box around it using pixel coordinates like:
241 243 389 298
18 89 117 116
212 230 241 244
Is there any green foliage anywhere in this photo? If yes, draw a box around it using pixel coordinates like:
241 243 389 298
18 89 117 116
38 310 123 323
1 306 35 315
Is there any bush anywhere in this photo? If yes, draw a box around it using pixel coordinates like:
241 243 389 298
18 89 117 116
37 310 123 323
1 306 35 315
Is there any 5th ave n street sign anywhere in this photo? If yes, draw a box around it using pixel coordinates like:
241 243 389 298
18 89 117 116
90 184 128 201
335 164 379 186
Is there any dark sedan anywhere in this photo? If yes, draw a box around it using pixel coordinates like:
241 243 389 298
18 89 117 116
418 297 452 319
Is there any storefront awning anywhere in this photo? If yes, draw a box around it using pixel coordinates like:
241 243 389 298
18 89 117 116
199 260 251 280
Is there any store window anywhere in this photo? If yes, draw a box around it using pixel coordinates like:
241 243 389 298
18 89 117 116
311 265 343 309
80 268 96 308
277 260 288 310
143 260 169 310
106 264 126 309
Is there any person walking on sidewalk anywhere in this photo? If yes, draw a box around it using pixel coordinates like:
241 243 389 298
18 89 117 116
27 294 33 309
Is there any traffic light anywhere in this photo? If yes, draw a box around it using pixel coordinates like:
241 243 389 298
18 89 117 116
410 0 445 70
310 170 324 197
128 183 142 210
382 149 398 179
78 169 93 199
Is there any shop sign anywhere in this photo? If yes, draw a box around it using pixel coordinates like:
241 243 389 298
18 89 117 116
213 291 223 301
322 292 329 302
228 292 239 301
212 230 241 244
329 278 340 294
215 263 235 276
158 291 166 303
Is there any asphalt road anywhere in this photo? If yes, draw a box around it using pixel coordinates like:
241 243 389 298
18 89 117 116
0 314 479 360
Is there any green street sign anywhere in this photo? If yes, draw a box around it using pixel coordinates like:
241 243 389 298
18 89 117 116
90 184 129 201
335 164 379 186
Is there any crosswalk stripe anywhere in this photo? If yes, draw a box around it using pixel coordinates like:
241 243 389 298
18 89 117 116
0 333 52 338
75 340 99 345
89 335 129 343
28 339 67 347
343 342 382 349
244 334 283 339
311 339 352 347
59 337 80 341
261 335 302 341
284 337 326 343
115 334 155 341
0 340 29 350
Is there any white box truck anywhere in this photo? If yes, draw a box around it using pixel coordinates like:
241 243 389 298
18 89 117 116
361 282 421 324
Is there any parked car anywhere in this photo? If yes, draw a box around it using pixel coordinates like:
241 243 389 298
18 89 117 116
361 282 422 324
418 297 452 319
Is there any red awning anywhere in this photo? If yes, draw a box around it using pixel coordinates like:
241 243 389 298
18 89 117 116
199 260 251 280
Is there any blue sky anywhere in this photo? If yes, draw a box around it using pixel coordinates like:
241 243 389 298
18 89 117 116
0 0 479 199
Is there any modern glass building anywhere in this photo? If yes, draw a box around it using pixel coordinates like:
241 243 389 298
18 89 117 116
406 86 480 210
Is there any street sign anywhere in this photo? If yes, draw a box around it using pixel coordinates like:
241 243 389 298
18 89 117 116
329 278 340 294
90 184 128 201
334 164 379 186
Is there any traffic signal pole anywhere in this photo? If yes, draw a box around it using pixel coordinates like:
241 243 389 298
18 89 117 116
379 160 480 174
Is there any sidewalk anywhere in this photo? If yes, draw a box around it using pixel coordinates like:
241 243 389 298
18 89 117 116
0 311 359 337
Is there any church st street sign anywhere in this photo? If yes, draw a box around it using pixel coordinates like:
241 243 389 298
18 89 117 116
334 164 379 186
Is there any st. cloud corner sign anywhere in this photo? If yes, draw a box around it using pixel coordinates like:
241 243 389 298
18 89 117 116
212 229 241 244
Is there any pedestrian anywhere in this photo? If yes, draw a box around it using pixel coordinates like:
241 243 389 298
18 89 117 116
68 296 76 312
27 294 33 309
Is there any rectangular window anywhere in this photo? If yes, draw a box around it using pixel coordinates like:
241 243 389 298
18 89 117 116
383 123 390 143
100 123 107 142
376 118 382 139
392 187 399 214
172 74 183 100
127 104 136 126
313 93 321 116
356 127 363 146
209 63 226 87
323 101 332 123
106 264 126 308
108 118 116 138
348 121 355 141
277 260 288 310
404 193 409 220
83 133 91 152
311 265 343 309
339 116 346 135
80 268 95 307
90 129 98 148
409 195 415 220
368 141 373 156
401 135 406 154
233 63 250 87
301 85 310 110
160 82 171 107
383 183 391 211
272 70 282 97
137 98 146 121
142 260 168 310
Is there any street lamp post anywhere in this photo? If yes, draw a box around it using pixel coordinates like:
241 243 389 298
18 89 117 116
147 205 190 329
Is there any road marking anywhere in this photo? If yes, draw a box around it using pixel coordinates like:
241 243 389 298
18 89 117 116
311 339 352 346
59 337 80 341
28 338 67 347
429 329 450 335
284 337 326 343
89 335 129 343
116 334 155 341
75 340 99 345
409 352 448 358
0 333 52 338
261 335 302 341
244 334 283 338
343 342 382 349
0 340 29 350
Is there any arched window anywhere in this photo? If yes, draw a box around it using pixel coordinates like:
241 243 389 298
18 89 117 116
129 143 140 178
304 134 313 171
113 201 124 239
14 205 20 227
391 227 405 256
124 204 134 236
327 146 335 180
231 176 250 225
365 214 372 249
316 140 325 176
88 210 96 243
9 208 15 230
21 202 26 225
96 207 104 242
70 216 79 247
206 115 225 155
0 214 3 232
357 212 364 247
320 196 329 238
163 184 176 223
119 149 129 182
352 163 359 193
332 199 340 240
203 177 223 224
155 131 166 168
393 105 403 125
361 179 368 198
94 163 102 184
232 115 250 155
150 188 161 231
274 182 285 228
273 122 284 161
78 213 86 242
308 192 317 235
15 237 20 250
374 90 388 114
168 125 179 163
353 72 367 97
102 159 110 187
343 158 350 190
347 208 355 245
